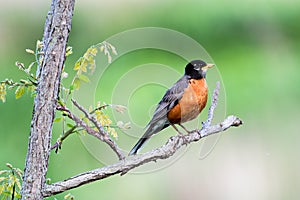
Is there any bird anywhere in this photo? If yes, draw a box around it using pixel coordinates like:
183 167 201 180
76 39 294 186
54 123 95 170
128 60 214 155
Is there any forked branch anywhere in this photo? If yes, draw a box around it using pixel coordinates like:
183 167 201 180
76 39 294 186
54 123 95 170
56 100 125 160
43 81 242 197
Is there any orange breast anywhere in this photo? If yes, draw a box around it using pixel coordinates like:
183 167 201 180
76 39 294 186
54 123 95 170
167 78 208 124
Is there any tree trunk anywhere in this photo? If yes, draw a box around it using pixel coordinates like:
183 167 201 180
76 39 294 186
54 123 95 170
21 0 75 199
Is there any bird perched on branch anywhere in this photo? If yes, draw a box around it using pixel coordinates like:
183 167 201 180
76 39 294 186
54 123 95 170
129 60 214 155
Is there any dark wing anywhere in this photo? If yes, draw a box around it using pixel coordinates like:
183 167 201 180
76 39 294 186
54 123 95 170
147 75 189 126
128 75 189 155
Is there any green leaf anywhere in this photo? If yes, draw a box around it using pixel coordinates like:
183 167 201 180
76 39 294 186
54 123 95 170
0 185 4 195
36 40 43 49
46 178 51 184
64 193 75 200
31 91 37 98
89 47 98 56
66 46 73 57
15 85 25 99
2 191 11 196
27 62 36 73
73 60 82 71
64 193 71 199
54 117 63 123
73 78 80 90
6 164 12 170
25 49 35 55
80 60 88 73
69 85 74 91
66 123 74 128
15 193 22 198
0 170 9 175
57 99 65 106
78 74 90 83
15 168 23 178
0 83 7 103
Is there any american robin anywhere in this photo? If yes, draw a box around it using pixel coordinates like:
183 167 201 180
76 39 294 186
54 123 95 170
128 60 214 155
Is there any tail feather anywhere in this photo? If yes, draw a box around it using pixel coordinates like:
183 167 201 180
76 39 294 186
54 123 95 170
128 121 170 156
128 137 149 156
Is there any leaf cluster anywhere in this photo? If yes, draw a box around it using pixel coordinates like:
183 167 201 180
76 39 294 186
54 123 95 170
70 42 117 92
0 163 23 200
0 40 42 102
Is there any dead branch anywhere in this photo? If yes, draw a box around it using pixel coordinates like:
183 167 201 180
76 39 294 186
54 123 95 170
56 101 125 160
42 82 242 197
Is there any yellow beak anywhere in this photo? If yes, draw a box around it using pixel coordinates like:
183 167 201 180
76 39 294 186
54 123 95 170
202 63 215 70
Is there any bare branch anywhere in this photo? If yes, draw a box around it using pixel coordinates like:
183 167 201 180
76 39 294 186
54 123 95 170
43 115 242 197
202 81 220 130
51 102 125 154
71 99 125 160
71 99 106 135
42 82 243 197
56 101 125 160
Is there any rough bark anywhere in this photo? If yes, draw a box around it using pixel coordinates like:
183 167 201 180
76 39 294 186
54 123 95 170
21 0 75 199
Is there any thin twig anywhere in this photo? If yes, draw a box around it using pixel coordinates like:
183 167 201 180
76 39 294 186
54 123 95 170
71 99 105 135
56 105 125 160
51 125 77 152
90 104 110 114
56 105 102 140
201 81 220 131
71 99 125 160
51 103 122 153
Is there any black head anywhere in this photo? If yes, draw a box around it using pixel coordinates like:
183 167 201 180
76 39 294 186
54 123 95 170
185 60 214 79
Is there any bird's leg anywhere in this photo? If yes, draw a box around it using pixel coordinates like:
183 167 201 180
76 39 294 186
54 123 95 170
171 124 184 135
178 124 192 134
171 124 188 145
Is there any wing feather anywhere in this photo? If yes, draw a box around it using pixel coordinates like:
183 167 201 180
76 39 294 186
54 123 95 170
147 75 189 125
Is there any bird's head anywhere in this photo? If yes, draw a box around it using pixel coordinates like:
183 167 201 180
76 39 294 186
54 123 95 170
185 60 214 79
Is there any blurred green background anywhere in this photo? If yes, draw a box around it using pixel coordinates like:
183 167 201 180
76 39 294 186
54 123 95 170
1 0 300 199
